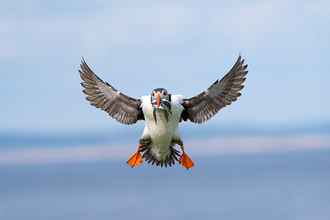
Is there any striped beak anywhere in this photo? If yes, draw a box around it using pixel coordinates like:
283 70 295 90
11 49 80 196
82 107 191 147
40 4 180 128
156 92 160 107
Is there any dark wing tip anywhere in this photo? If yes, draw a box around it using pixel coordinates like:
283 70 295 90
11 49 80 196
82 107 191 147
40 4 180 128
181 54 248 124
79 59 144 125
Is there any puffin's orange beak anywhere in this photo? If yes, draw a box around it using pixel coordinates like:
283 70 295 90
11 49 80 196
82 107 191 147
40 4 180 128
157 92 160 107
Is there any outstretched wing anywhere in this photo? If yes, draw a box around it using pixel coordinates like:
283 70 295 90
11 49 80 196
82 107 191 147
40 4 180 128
181 55 248 124
79 59 144 125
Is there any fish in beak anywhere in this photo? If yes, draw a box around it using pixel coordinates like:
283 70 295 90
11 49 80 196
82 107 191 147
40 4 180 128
151 89 172 124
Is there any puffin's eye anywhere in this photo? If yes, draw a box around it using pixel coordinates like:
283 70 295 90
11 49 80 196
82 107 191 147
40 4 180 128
163 91 166 96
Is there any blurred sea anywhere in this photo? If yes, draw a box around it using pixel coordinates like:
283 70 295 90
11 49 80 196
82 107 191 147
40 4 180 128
1 150 329 220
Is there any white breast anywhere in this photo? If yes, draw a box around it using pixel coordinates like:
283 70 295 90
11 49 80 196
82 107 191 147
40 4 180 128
140 94 184 161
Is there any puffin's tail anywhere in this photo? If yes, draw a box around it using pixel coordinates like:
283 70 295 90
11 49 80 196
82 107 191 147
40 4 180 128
139 141 180 167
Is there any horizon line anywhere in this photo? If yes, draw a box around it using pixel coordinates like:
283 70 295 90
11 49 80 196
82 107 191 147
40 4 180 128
0 133 329 166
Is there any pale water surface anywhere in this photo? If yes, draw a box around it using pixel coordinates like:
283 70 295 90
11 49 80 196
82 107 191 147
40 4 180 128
0 150 329 220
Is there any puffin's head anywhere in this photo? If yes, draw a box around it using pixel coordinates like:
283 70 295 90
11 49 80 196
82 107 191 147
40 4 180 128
151 88 172 123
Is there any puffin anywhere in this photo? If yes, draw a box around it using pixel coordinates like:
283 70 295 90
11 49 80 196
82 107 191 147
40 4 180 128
79 55 248 169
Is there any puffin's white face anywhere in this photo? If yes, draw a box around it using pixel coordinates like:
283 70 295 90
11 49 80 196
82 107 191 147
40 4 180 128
151 88 170 106
150 88 172 123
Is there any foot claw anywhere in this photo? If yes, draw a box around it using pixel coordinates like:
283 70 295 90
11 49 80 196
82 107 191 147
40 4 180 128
179 146 194 170
126 144 143 167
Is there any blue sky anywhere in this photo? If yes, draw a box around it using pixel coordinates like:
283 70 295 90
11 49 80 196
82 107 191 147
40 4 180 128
1 0 329 134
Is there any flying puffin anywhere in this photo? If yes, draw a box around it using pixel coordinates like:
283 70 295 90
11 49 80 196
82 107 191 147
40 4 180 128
79 55 248 169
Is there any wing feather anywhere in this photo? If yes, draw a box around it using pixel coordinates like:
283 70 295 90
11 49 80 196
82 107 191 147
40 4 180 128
181 55 248 123
79 59 144 125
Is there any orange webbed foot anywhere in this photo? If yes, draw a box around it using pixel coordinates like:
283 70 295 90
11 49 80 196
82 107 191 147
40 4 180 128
126 144 143 168
179 145 194 170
